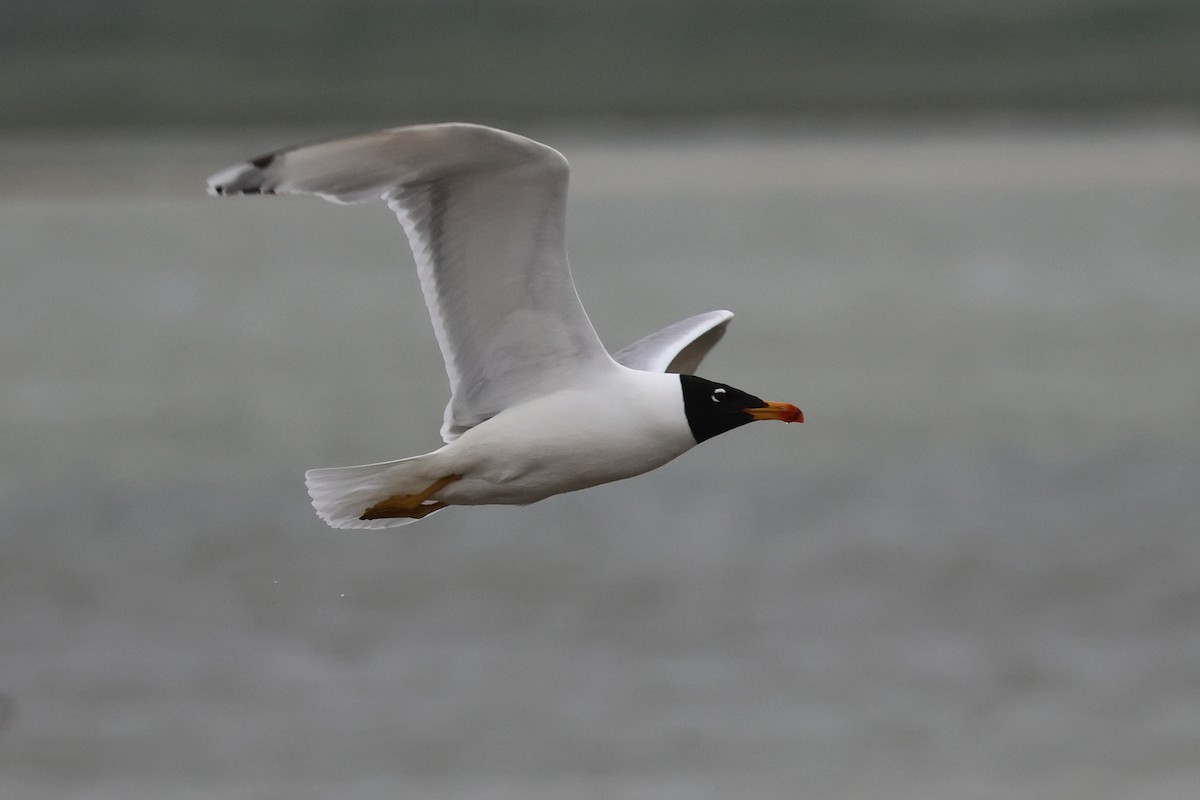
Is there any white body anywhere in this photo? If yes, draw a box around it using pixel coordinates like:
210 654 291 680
435 368 694 505
304 369 696 528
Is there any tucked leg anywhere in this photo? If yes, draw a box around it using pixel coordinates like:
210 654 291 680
360 474 463 520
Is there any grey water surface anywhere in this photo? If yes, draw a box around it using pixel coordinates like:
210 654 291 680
2 124 1199 799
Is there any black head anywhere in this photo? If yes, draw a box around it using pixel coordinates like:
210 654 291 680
679 374 803 444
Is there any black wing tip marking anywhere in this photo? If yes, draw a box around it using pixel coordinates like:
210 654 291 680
207 157 276 197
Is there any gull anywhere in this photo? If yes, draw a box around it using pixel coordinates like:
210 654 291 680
208 123 802 528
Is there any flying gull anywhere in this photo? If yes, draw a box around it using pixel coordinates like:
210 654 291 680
208 123 802 528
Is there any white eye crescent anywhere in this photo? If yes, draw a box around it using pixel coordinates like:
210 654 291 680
711 388 727 403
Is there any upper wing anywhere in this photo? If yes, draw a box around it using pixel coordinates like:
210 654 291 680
612 310 733 374
208 123 613 442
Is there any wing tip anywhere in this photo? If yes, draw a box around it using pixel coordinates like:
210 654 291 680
206 156 276 197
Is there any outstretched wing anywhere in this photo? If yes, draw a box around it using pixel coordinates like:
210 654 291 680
208 123 614 442
612 310 733 374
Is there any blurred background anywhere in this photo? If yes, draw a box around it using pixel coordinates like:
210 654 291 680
5 0 1200 129
2 2 1199 799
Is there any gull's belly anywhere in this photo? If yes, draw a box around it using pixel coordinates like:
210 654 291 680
434 384 695 505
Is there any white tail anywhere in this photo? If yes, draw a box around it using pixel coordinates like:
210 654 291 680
305 453 442 529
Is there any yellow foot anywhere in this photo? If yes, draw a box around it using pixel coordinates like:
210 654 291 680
361 500 447 521
360 474 463 521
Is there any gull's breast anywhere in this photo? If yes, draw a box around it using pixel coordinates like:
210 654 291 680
435 371 695 505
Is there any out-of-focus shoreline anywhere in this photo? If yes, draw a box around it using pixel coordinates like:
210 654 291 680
4 118 1200 199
